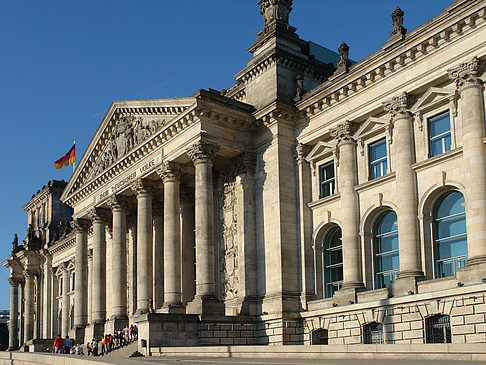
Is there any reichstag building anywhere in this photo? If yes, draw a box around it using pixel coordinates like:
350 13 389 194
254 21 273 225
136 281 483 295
4 0 486 353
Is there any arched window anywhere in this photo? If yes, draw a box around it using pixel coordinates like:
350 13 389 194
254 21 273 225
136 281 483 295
433 191 467 278
70 305 74 330
311 329 328 345
324 226 343 298
374 211 399 289
425 315 451 343
363 322 383 344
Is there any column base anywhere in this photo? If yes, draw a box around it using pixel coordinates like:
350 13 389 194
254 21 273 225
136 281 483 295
157 303 186 314
105 316 129 334
84 323 104 342
457 259 486 285
7 346 19 351
390 273 424 297
186 296 224 316
333 283 364 305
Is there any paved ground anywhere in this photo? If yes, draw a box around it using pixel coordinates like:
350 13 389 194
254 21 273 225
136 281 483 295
125 357 480 365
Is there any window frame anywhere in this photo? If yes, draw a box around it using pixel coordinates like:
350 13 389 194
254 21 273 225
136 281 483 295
323 226 343 298
432 191 468 278
368 138 388 180
373 210 400 289
318 161 336 199
427 110 452 158
425 315 451 343
363 322 384 344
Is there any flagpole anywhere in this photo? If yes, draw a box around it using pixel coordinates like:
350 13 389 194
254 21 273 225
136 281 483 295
73 140 76 173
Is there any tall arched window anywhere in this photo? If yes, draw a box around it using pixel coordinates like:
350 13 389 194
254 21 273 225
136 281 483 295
324 226 343 298
433 191 467 277
374 211 399 289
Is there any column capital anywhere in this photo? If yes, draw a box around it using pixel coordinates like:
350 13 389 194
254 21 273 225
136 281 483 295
71 218 90 233
8 277 20 286
448 57 485 92
22 269 36 279
130 178 155 198
294 144 311 165
88 207 111 224
108 195 130 213
235 152 257 174
331 121 358 145
187 141 220 165
384 92 414 121
157 161 183 183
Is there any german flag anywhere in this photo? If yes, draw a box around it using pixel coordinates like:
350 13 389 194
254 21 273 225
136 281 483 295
54 144 75 169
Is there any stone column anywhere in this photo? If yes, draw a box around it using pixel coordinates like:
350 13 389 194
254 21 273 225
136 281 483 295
89 208 110 327
108 196 129 325
19 282 24 346
8 277 20 350
127 215 137 316
87 250 93 326
41 251 52 339
72 218 90 341
186 141 224 315
331 122 364 303
152 201 164 310
181 186 195 305
385 93 424 285
23 270 35 343
61 264 70 338
157 162 184 312
296 144 314 308
449 58 486 277
131 179 154 314
51 273 59 338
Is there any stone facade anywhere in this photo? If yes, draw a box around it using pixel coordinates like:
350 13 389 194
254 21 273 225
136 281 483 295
4 0 486 355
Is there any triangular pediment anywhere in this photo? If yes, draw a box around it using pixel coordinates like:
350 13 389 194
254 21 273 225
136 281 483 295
61 98 194 203
306 141 336 163
354 117 390 140
411 87 455 113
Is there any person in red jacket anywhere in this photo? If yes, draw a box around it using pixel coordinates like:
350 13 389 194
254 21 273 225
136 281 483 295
53 334 64 354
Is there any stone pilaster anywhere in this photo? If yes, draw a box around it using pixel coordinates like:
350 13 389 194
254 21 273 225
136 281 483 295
385 92 423 295
60 263 70 338
131 179 154 314
331 122 364 304
152 201 164 310
157 161 184 313
186 141 224 315
88 208 110 326
71 218 90 342
449 58 486 282
41 251 52 339
23 270 35 343
108 195 129 325
8 277 20 350
180 185 195 306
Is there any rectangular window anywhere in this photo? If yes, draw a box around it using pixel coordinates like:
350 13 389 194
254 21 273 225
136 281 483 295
319 162 335 198
369 139 387 180
429 112 451 157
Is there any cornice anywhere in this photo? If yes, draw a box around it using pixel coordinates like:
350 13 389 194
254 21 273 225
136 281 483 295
48 232 76 256
296 2 486 118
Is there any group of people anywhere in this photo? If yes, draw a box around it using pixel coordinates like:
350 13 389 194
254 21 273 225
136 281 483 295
52 324 138 356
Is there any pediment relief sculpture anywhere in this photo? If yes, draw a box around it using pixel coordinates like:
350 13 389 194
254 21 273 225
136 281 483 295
86 113 167 182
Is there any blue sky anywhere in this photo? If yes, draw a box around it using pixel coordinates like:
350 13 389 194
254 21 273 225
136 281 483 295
0 0 447 309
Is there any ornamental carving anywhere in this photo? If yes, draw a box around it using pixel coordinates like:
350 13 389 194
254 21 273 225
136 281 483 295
88 114 166 180
107 195 129 212
330 121 358 145
70 218 90 233
384 92 414 120
390 6 406 39
130 178 155 197
88 207 110 224
335 42 351 74
217 172 239 301
448 57 485 91
295 143 311 164
259 0 293 29
234 152 257 175
157 161 183 183
187 141 220 165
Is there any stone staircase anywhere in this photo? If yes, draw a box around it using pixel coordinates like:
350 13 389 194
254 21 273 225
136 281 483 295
102 341 141 358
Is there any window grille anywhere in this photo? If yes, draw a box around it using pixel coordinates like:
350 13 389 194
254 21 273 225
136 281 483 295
319 162 335 198
363 323 384 344
425 315 451 343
